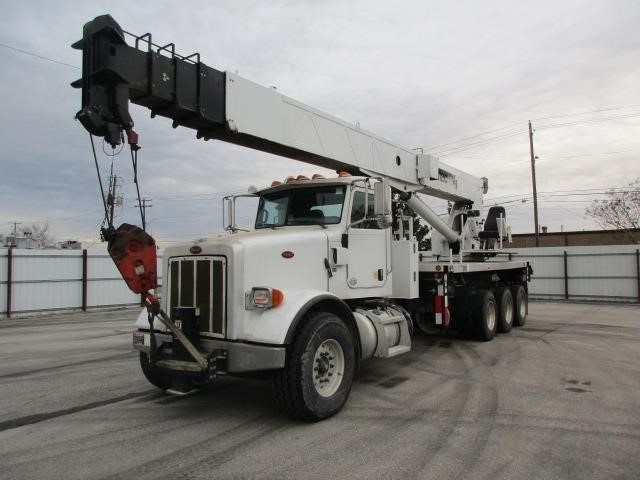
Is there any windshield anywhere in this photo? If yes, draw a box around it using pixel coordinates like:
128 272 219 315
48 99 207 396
255 185 346 228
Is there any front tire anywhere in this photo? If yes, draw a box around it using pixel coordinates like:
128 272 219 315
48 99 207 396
273 312 355 421
139 351 171 390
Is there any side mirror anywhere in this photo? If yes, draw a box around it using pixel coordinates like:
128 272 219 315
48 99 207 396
374 179 391 216
223 196 236 232
374 179 393 228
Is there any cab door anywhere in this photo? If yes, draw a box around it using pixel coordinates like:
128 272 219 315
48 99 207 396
346 189 389 290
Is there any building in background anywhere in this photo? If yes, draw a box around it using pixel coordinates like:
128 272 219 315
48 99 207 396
3 234 36 249
58 240 82 250
511 228 640 248
2 234 81 249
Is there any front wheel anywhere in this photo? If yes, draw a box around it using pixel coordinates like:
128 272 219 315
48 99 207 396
273 312 356 421
139 351 171 390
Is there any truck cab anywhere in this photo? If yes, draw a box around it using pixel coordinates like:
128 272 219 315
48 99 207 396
134 173 415 419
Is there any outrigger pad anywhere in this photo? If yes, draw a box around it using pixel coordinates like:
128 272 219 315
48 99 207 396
107 223 158 294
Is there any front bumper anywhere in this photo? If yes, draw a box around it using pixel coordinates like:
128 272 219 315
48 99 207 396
133 331 286 373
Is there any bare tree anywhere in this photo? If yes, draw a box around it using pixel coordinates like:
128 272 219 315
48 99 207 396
585 178 640 242
21 223 55 249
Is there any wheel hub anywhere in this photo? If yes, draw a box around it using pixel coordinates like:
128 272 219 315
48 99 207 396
487 302 496 331
313 339 345 397
316 355 330 375
505 297 514 326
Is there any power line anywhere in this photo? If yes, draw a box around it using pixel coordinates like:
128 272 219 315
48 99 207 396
426 105 640 155
0 42 79 69
153 189 246 201
530 104 640 122
436 112 640 156
448 147 640 163
486 187 639 203
424 120 525 152
435 129 527 156
536 112 640 130
536 147 640 161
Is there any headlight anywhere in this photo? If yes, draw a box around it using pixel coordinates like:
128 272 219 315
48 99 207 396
245 287 284 309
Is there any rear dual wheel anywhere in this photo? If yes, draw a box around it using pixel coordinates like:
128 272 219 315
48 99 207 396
511 285 528 327
495 287 514 333
453 289 473 339
455 285 527 340
471 290 497 341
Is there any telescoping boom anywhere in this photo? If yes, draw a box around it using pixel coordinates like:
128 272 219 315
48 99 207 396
72 14 487 246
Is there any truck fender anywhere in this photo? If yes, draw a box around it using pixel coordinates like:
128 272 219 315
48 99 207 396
242 290 349 345
282 293 361 361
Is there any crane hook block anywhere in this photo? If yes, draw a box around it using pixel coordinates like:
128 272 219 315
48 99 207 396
107 223 158 294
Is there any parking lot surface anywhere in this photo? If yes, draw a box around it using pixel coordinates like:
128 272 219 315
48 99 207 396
1 302 639 480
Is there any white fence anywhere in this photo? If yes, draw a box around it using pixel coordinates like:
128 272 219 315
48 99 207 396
1 244 638 317
0 248 163 317
505 245 640 303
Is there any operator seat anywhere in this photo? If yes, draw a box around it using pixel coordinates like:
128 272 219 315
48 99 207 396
478 206 506 239
478 206 506 249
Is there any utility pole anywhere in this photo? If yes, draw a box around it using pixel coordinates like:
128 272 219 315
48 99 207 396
9 221 22 247
10 222 21 237
107 174 118 226
135 198 152 230
528 121 540 247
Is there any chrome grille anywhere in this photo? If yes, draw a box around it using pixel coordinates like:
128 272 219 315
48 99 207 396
167 256 226 337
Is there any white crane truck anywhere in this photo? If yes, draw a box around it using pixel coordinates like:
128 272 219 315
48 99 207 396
72 15 531 421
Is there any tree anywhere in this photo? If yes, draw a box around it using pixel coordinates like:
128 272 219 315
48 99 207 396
395 200 431 250
21 223 55 249
585 177 639 242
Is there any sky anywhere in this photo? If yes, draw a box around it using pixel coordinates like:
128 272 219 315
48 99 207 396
1 0 639 248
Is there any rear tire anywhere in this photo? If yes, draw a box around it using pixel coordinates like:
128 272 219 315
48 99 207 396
471 290 497 341
273 312 355 421
453 289 473 339
511 285 527 327
495 287 514 333
139 351 171 390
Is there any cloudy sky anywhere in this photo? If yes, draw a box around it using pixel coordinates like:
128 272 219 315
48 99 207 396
1 0 639 248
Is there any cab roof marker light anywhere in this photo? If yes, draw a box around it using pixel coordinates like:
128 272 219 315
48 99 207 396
285 176 296 183
271 180 282 187
337 171 351 177
296 175 310 180
312 174 326 179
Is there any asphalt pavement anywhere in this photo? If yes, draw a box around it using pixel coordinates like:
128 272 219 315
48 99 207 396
0 302 639 480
